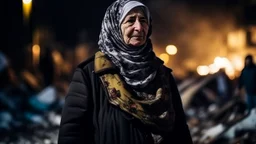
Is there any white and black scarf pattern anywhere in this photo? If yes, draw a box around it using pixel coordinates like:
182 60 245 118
98 0 163 88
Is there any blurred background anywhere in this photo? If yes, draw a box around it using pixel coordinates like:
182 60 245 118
3 0 256 143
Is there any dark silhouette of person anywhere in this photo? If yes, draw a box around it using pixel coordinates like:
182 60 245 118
237 54 256 110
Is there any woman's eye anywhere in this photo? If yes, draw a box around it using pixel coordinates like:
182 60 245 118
140 19 147 23
127 19 135 23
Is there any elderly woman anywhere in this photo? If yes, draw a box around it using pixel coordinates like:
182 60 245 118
58 0 193 144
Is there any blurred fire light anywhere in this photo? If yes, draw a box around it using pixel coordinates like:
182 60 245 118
208 64 219 74
197 65 210 76
197 56 237 79
214 57 225 68
23 0 32 4
22 0 32 22
225 65 235 80
32 45 40 66
166 45 177 55
213 57 231 69
230 55 244 71
159 53 169 65
52 50 63 65
213 56 236 79
227 29 246 49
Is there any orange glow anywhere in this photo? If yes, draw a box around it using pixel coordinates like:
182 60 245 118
166 45 177 55
251 29 256 44
225 65 235 80
197 65 209 76
22 0 32 22
52 50 63 65
208 64 219 74
75 46 88 63
23 0 32 4
159 53 169 65
230 55 244 71
227 29 246 49
32 45 40 65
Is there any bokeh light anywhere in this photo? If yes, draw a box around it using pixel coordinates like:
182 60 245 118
197 65 210 76
166 45 177 55
22 0 32 4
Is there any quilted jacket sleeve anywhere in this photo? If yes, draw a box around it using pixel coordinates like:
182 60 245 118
162 74 193 144
58 68 93 144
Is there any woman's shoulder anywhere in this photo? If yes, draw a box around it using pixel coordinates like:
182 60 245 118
76 55 95 71
75 51 116 75
161 65 173 74
155 57 173 73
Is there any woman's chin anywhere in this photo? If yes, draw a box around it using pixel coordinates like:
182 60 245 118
129 41 145 47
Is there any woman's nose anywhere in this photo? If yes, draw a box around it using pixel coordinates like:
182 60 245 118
133 20 142 31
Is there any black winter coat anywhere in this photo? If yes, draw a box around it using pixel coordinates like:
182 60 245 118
58 55 193 144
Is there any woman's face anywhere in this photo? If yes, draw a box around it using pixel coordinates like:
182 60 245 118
121 7 149 47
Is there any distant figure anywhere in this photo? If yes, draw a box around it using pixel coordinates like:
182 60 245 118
216 69 231 106
236 54 256 110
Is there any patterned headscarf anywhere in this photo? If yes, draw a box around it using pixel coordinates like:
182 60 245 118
98 0 163 88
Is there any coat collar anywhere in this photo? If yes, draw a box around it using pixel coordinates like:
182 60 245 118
94 51 116 74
